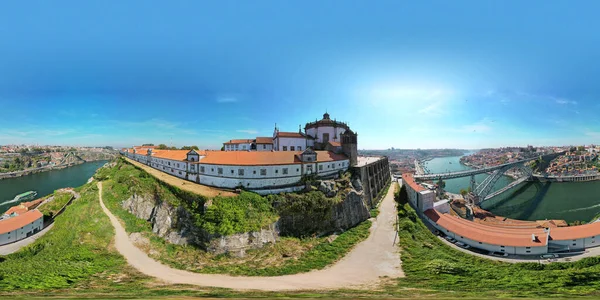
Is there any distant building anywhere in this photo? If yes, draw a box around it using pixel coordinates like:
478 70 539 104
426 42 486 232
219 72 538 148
0 210 43 246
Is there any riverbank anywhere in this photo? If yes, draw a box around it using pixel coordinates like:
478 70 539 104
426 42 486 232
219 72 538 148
0 160 90 180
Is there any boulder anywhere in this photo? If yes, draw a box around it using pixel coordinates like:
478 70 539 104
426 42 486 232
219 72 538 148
318 180 337 197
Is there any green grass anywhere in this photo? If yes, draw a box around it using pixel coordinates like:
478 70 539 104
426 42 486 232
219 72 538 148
37 190 73 217
0 183 131 291
394 201 600 298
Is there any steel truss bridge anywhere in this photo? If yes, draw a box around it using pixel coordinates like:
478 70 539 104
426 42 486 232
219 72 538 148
413 153 561 203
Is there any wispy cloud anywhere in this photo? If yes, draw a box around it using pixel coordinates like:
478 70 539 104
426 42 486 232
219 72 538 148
236 129 259 135
418 101 444 115
556 99 577 105
217 97 238 103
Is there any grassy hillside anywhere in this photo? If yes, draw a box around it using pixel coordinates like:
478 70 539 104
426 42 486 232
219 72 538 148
97 158 371 276
0 183 134 291
394 191 600 298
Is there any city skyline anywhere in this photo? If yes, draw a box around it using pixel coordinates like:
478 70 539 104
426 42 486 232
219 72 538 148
1 1 600 149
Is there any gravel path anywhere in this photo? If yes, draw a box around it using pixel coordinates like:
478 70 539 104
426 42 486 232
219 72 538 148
97 181 403 291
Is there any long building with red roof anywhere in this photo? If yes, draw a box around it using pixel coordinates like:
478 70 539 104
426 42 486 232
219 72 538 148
402 172 600 256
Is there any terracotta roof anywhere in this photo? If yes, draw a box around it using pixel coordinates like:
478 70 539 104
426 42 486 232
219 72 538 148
224 139 254 145
5 205 28 216
276 132 306 139
194 150 348 166
328 141 341 147
0 210 43 235
151 150 194 161
425 209 548 247
402 173 426 192
255 137 273 144
550 222 600 240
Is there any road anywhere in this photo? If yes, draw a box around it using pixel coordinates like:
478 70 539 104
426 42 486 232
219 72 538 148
97 181 403 291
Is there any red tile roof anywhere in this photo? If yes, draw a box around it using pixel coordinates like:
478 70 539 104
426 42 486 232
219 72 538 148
152 150 201 161
276 132 306 138
255 137 273 144
0 210 43 235
551 222 600 240
425 209 548 247
224 139 254 145
402 173 426 192
194 150 348 166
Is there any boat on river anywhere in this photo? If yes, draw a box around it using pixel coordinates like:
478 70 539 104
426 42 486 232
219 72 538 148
13 191 37 202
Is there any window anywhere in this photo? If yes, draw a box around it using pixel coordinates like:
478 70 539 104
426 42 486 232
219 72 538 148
238 169 244 176
526 250 531 253
298 146 301 151
500 249 505 252
253 170 256 174
283 146 288 151
260 169 267 176
178 171 182 175
177 163 180 168
231 170 234 174
275 169 279 174
200 166 205 173
211 168 214 172
290 146 295 151
526 247 531 249
319 165 323 170
478 242 482 244
296 168 299 172
283 168 288 175
218 168 223 175
573 243 577 246
263 144 266 149
168 162 171 166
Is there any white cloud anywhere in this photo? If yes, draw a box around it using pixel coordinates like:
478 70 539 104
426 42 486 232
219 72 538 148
236 129 258 135
556 99 577 105
418 101 444 115
217 97 238 103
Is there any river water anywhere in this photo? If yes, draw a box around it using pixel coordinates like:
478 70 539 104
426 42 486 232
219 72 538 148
425 155 600 223
0 160 107 214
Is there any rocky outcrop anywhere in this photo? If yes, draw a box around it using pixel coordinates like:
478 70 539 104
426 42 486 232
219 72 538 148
277 176 371 236
121 193 278 257
318 180 337 197
332 190 370 230
207 222 279 257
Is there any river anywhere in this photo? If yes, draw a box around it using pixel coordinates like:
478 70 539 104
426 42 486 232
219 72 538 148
0 160 107 214
425 155 600 223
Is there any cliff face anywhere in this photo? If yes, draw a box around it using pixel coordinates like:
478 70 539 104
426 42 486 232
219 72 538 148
277 175 371 236
121 193 278 256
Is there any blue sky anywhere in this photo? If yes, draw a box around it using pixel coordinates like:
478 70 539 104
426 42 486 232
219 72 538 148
1 1 599 149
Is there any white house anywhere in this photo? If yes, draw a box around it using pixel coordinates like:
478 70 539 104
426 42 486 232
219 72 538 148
0 210 44 246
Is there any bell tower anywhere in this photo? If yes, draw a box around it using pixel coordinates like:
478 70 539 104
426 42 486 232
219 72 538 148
341 129 358 166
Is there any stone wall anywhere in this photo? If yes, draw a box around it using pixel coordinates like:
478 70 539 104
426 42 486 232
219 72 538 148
352 156 391 208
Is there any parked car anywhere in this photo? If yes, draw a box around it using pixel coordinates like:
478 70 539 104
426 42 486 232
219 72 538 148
456 242 471 249
540 254 559 259
489 251 509 257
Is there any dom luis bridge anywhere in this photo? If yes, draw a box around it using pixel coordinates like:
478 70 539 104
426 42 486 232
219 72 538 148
413 152 565 203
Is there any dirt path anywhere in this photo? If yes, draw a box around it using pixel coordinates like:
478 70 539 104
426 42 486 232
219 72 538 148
124 158 236 198
97 181 403 291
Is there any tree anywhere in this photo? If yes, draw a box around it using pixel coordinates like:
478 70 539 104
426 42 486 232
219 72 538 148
395 185 409 205
142 143 154 146
181 145 200 150
459 189 468 197
157 144 168 150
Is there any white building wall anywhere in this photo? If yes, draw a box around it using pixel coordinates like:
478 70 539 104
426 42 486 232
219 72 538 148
306 126 346 144
256 144 273 151
549 238 586 251
274 137 306 151
224 143 253 151
0 215 43 246
420 190 435 212
150 157 189 179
